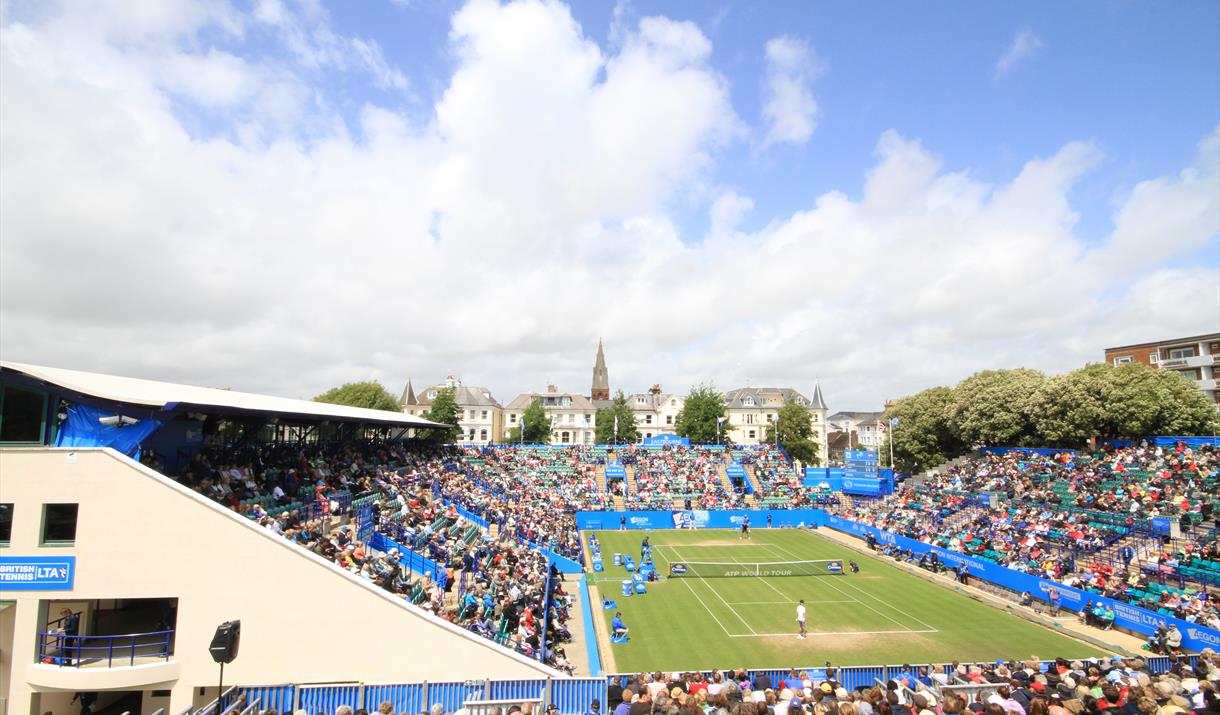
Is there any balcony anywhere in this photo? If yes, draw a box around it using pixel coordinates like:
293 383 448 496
1158 354 1217 369
1197 379 1218 392
27 630 180 689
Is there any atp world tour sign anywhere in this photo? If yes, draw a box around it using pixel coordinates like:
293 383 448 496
0 556 76 591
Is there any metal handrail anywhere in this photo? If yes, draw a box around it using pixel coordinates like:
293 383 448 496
196 685 241 715
37 629 173 668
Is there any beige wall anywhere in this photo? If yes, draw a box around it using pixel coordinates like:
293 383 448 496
0 448 560 715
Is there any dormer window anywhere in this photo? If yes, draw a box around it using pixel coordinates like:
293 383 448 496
743 397 755 407
427 391 437 399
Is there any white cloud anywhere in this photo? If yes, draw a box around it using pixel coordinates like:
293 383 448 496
995 29 1043 77
1 0 1216 412
761 35 819 147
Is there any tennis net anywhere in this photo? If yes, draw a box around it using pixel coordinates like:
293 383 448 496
668 559 844 578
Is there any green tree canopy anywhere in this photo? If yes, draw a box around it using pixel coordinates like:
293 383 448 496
764 400 821 466
422 386 462 443
674 383 727 444
595 390 640 444
507 398 552 443
313 381 401 412
947 368 1046 447
1032 362 1219 447
883 386 963 473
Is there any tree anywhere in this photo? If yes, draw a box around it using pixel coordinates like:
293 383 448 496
507 398 552 443
882 386 964 473
674 383 727 444
422 386 462 443
947 368 1046 447
595 391 640 444
313 381 401 412
1033 362 1219 446
763 400 821 465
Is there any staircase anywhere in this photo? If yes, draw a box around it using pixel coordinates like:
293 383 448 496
743 465 764 497
612 495 625 510
837 492 853 510
625 465 637 495
595 464 608 494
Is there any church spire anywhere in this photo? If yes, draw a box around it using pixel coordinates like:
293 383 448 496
591 339 609 401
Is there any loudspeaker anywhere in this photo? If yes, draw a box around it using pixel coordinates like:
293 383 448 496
209 620 241 664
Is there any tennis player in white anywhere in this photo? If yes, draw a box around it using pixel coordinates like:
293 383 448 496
796 599 807 639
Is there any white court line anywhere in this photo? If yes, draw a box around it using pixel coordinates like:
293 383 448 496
757 541 916 631
726 600 855 605
767 539 940 632
668 544 758 635
729 629 938 639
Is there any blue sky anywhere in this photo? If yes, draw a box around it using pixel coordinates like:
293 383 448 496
321 0 1220 242
1 0 1217 409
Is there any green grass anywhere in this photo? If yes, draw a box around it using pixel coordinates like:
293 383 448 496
588 528 1107 672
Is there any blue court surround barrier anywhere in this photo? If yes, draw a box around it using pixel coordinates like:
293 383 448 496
240 659 1204 715
578 574 603 676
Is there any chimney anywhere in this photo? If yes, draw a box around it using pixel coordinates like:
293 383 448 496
547 384 557 393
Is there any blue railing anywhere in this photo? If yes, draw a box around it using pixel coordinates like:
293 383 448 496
37 629 173 667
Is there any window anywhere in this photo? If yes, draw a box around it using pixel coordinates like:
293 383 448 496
468 429 475 440
1169 347 1197 360
1113 356 1133 365
480 429 487 441
0 503 11 545
645 433 652 439
670 400 676 406
561 431 571 443
41 504 78 545
666 415 673 425
748 430 756 439
745 414 755 425
645 415 653 424
0 385 48 443
510 414 517 423
766 414 774 422
562 397 572 407
567 413 575 424
481 410 488 419
743 397 755 407
1149 352 1159 364
636 397 645 405
427 391 437 399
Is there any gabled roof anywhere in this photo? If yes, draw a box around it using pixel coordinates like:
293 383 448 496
1 361 444 429
504 390 597 410
412 384 502 408
723 386 811 409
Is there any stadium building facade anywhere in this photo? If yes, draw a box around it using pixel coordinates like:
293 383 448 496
0 364 561 715
1104 332 1220 409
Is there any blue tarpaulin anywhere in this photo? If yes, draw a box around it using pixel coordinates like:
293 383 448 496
54 403 161 457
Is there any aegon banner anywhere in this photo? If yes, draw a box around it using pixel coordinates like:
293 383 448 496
824 515 1220 653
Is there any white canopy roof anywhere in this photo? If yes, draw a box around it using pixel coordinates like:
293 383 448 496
1 361 443 428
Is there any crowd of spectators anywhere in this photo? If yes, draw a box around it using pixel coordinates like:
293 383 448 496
622 446 746 510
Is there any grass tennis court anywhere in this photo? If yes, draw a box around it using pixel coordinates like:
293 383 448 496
587 527 1106 672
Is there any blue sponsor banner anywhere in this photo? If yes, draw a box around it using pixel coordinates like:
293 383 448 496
978 447 1077 457
642 434 690 447
839 477 883 495
726 463 747 480
1151 517 1172 536
579 509 829 531
0 556 75 591
844 450 877 463
1152 436 1219 448
823 516 1220 653
604 463 627 480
